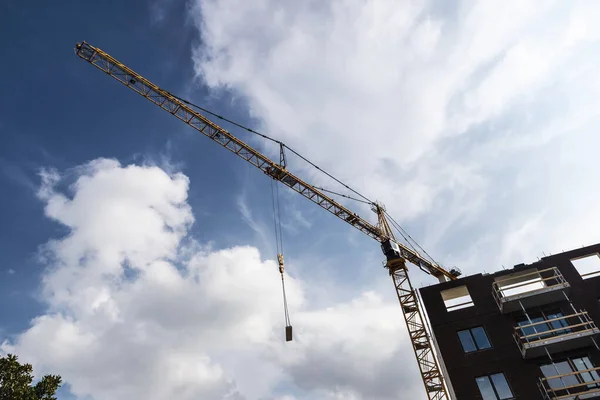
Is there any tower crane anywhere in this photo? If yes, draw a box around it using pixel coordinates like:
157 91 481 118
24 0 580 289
75 41 461 400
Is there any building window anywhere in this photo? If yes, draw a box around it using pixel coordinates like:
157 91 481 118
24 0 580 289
540 356 600 392
475 373 514 400
571 253 600 279
516 309 571 341
458 326 492 353
441 285 474 312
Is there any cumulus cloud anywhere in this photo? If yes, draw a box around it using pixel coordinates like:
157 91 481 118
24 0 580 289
190 0 600 273
285 292 422 400
6 2 600 399
1 159 416 400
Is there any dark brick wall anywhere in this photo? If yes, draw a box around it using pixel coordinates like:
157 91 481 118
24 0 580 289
419 243 600 400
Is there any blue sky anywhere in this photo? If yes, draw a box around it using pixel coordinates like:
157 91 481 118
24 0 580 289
1 1 600 400
1 0 199 330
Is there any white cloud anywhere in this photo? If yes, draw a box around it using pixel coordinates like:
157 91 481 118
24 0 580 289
1 159 416 400
191 0 600 273
6 2 600 400
282 292 422 400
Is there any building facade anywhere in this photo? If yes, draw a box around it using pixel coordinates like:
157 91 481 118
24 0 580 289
419 243 600 400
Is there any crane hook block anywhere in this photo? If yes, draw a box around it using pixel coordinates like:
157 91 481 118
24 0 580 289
285 325 293 342
277 254 285 274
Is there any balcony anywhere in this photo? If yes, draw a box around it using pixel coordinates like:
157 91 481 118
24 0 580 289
539 366 600 399
514 311 600 359
492 267 570 313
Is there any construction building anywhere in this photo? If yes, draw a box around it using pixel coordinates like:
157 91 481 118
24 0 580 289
420 243 600 400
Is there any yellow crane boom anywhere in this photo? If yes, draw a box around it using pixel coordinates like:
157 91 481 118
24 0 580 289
75 41 459 400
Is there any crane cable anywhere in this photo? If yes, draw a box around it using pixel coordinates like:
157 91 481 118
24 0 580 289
168 92 435 288
167 92 374 205
384 210 441 267
313 186 372 205
270 179 292 341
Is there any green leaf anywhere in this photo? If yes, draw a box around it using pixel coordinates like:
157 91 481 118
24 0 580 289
0 354 61 400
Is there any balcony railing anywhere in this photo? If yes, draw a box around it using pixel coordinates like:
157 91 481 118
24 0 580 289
514 311 600 359
539 366 600 399
492 267 570 313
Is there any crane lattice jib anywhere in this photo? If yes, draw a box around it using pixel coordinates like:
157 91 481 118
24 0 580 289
75 42 378 238
74 41 454 281
75 41 456 400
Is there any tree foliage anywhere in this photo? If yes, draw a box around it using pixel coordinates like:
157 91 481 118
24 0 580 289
0 354 61 400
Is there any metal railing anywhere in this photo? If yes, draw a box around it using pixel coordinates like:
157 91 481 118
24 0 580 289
492 267 568 309
514 311 598 354
539 366 600 399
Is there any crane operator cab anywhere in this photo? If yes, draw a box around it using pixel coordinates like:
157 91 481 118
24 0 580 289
381 239 408 273
381 239 403 261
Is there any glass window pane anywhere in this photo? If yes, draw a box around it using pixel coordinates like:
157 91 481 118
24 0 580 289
516 319 531 338
588 364 600 385
518 317 547 339
546 312 564 324
574 357 592 370
541 361 577 389
476 376 498 400
471 327 491 350
573 357 600 388
541 364 562 390
458 330 477 353
490 373 513 399
533 317 552 339
556 361 577 385
547 312 571 334
527 317 551 339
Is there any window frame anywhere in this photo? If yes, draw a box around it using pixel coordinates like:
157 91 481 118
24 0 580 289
571 253 600 279
515 308 571 341
441 285 474 312
540 355 600 391
475 372 514 400
457 326 492 353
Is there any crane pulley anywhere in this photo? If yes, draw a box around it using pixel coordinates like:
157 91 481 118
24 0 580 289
75 41 460 400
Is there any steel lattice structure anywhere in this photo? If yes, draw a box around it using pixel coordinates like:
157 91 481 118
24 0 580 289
75 41 458 400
